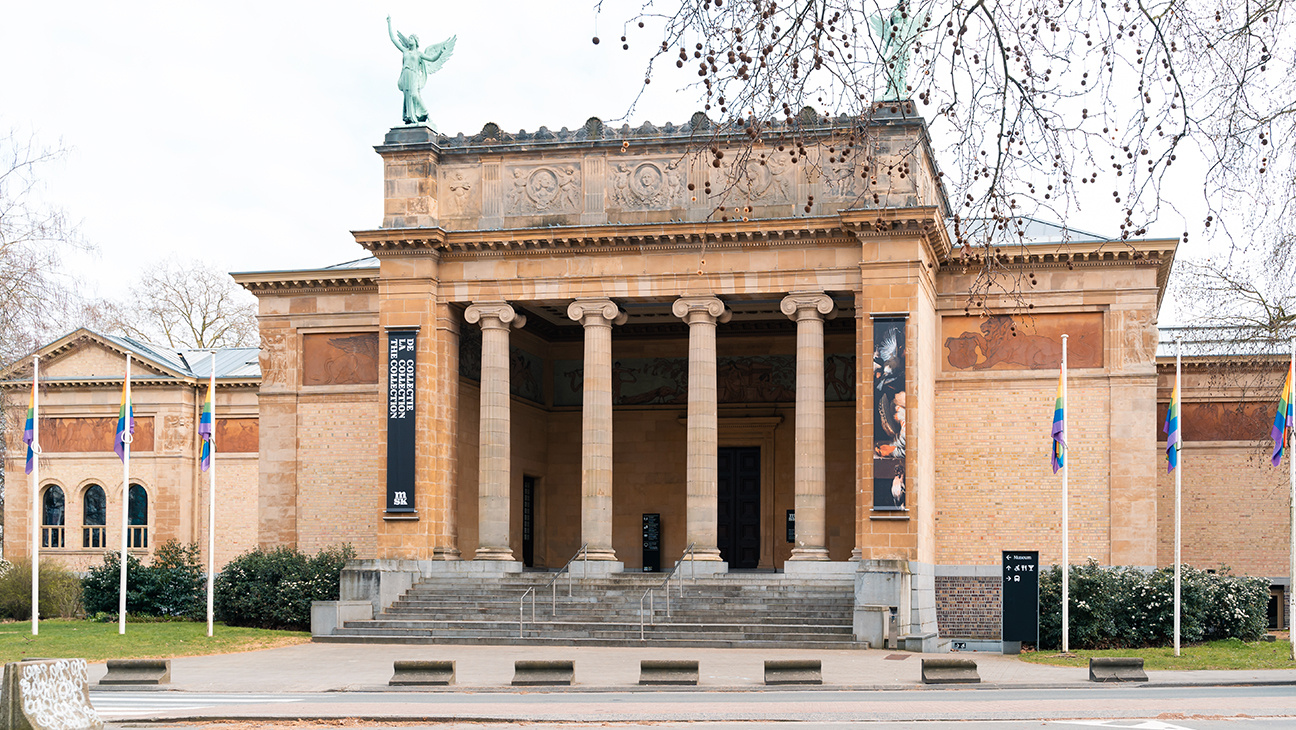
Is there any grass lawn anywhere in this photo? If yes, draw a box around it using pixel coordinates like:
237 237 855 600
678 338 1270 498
1020 637 1296 671
0 619 310 665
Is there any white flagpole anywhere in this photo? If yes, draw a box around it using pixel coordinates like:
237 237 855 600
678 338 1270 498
30 355 39 637
207 351 216 638
1174 338 1182 657
1061 333 1069 654
1288 336 1294 662
119 354 132 635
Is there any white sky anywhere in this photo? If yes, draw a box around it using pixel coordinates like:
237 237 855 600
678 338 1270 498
1 1 1205 319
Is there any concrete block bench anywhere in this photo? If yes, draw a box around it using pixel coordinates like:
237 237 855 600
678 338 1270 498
764 659 822 685
1 658 103 730
390 660 455 686
639 660 699 685
512 660 574 686
921 657 980 684
99 659 171 686
1089 657 1147 682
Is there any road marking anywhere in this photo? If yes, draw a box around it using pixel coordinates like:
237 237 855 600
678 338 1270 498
89 693 302 718
1057 721 1195 730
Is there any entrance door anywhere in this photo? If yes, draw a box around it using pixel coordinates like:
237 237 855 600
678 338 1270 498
717 447 761 569
522 476 536 568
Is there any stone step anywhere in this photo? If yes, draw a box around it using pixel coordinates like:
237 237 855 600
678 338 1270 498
314 634 867 649
379 610 852 623
349 619 852 634
332 626 855 642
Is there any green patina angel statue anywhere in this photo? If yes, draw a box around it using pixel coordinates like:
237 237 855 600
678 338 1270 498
387 16 456 127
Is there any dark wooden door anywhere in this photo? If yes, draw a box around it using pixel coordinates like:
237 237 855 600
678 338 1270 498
717 447 761 569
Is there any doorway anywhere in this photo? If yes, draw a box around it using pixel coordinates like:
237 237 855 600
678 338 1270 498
717 446 761 569
522 476 536 568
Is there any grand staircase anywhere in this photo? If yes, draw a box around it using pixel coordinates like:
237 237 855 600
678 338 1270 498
316 571 863 648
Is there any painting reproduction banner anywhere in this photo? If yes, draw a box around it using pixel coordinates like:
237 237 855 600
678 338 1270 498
386 328 417 514
873 317 907 510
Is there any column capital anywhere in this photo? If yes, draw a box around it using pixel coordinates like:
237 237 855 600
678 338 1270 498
567 298 628 327
780 291 836 321
465 301 527 330
672 295 732 325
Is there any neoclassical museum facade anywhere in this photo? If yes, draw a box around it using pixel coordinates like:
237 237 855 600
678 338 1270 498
5 105 1291 636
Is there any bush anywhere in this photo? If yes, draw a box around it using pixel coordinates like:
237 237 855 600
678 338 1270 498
82 540 206 619
1039 559 1269 650
0 558 83 619
214 544 353 631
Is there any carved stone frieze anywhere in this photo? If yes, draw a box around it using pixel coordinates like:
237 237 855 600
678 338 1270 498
727 152 794 204
505 164 582 215
441 167 481 218
609 160 686 210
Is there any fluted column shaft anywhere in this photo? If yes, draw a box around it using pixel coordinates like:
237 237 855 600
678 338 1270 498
464 302 526 561
568 299 628 561
782 292 835 561
673 296 731 562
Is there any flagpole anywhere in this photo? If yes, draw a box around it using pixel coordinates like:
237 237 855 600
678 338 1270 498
120 354 132 636
30 355 39 637
1061 333 1069 655
1174 338 1182 658
207 351 216 638
1288 336 1294 662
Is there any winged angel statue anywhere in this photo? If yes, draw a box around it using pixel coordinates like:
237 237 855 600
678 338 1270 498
387 16 456 127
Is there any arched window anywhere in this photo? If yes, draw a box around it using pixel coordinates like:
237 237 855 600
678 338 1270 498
83 485 106 548
41 485 65 548
128 484 148 549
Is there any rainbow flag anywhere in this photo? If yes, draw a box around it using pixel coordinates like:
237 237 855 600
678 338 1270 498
114 378 134 462
22 381 35 475
198 385 214 472
1163 381 1180 472
1273 362 1294 467
1051 368 1066 473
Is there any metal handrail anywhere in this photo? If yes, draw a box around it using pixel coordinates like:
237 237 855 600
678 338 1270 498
639 543 698 640
519 543 589 638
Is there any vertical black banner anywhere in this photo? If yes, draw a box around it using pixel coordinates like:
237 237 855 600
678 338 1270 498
872 316 907 510
386 328 418 514
1002 550 1040 643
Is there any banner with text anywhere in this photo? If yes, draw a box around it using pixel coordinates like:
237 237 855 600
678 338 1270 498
872 316 907 510
386 329 417 514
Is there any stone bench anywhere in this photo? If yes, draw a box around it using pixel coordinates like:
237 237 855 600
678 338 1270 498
390 660 455 686
921 657 980 684
99 659 171 686
1089 657 1147 683
764 659 822 685
1 658 103 730
639 660 698 685
512 660 574 686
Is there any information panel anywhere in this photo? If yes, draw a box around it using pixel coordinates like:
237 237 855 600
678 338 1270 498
642 513 661 572
1002 550 1039 644
386 328 418 514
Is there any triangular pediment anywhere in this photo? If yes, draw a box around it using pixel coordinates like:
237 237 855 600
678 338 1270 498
1 329 186 383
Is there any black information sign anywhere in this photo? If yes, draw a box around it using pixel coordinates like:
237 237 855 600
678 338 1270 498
642 513 661 572
1002 550 1039 644
786 510 796 543
385 328 418 514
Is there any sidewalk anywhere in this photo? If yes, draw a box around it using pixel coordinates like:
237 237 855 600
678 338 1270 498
84 641 1296 692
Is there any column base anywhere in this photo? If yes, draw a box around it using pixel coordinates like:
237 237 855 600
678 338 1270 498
787 547 831 562
783 560 859 579
568 560 624 576
580 547 619 562
474 547 517 562
433 547 462 561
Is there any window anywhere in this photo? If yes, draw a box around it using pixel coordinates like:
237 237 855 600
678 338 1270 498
83 484 106 548
128 484 148 549
41 485 65 548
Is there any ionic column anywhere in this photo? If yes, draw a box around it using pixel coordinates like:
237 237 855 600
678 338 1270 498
567 298 628 562
781 291 835 561
464 302 527 561
672 295 731 562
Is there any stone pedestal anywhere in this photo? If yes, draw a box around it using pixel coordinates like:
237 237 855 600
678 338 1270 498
464 302 526 561
672 296 731 564
568 559 625 576
781 291 834 562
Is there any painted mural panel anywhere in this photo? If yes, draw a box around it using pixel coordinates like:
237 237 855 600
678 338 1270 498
38 417 154 452
457 325 544 405
872 318 906 510
1156 402 1272 442
302 332 379 385
216 418 259 453
553 355 855 407
942 313 1103 371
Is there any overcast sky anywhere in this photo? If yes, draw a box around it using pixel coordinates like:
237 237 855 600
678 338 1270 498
2 1 1203 317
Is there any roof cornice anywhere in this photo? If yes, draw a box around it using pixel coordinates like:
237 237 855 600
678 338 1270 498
231 269 379 294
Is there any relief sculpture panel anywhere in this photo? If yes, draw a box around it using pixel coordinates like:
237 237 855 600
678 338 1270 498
440 166 481 218
609 160 686 210
505 164 582 215
39 417 154 453
1156 402 1272 442
726 152 795 205
216 418 259 452
302 332 380 386
942 313 1104 371
554 355 855 406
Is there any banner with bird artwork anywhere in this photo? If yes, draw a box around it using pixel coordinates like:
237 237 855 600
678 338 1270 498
873 316 907 510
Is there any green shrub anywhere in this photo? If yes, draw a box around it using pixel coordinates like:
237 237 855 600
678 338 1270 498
82 540 206 619
1039 560 1269 650
0 559 83 619
214 544 353 631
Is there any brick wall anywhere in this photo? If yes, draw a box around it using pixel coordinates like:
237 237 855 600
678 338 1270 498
934 575 1001 639
296 394 382 557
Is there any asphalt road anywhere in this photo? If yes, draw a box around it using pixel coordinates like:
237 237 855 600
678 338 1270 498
96 684 1296 726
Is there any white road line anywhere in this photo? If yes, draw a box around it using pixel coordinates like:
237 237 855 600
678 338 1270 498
89 693 302 718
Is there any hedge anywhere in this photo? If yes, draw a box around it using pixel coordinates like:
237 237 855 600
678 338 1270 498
82 540 205 619
213 544 353 631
